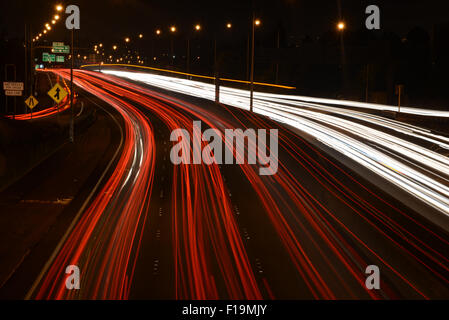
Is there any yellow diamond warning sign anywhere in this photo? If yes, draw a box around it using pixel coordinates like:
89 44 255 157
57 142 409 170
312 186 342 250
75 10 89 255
48 83 68 104
25 95 39 110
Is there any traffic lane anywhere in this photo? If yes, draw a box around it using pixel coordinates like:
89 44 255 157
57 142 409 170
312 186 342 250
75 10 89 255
39 70 448 300
205 102 449 299
101 69 449 221
31 72 156 299
90 71 449 299
0 93 125 299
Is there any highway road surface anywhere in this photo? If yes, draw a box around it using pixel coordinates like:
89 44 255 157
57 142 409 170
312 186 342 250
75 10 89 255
2 68 449 300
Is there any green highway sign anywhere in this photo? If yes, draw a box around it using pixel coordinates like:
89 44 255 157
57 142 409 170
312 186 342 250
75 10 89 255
56 56 65 63
53 46 70 54
43 52 56 62
52 42 70 54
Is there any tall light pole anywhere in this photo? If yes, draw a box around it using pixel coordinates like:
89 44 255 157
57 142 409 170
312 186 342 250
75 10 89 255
170 26 176 66
250 16 260 112
63 4 79 143
187 24 201 75
337 21 347 94
70 26 74 142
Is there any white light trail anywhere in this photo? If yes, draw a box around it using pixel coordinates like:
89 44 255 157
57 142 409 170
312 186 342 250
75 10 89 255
101 69 449 217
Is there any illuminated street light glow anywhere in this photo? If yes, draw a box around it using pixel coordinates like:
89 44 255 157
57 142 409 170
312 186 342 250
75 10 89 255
125 37 130 43
56 4 63 11
337 22 346 31
113 45 117 50
139 34 143 38
226 23 232 29
156 29 161 35
195 24 201 31
54 15 60 20
255 19 261 26
170 26 176 33
52 20 56 24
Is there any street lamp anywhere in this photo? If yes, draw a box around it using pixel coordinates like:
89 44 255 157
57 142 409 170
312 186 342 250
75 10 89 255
54 15 60 20
226 23 232 29
125 37 130 43
250 17 261 111
187 24 201 73
113 45 117 50
337 22 345 31
156 29 161 35
169 26 177 66
56 4 63 11
139 33 143 39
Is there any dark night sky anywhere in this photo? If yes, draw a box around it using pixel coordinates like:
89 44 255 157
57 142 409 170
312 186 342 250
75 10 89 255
1 0 448 42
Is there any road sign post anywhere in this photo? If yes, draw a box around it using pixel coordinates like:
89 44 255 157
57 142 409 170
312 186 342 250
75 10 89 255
25 95 38 120
48 83 68 104
3 80 23 119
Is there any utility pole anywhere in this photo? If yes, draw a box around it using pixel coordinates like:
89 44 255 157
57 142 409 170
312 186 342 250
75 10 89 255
24 24 28 101
365 64 369 102
250 11 255 112
396 85 403 113
214 38 220 103
70 28 74 143
186 38 190 75
275 28 280 84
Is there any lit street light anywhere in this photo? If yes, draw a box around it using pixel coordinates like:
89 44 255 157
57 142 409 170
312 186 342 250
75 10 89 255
337 22 346 31
250 17 261 111
226 23 232 29
56 4 63 11
125 37 130 43
187 24 202 74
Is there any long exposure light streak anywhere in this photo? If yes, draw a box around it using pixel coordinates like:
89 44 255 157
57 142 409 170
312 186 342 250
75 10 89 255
102 70 449 220
28 69 449 300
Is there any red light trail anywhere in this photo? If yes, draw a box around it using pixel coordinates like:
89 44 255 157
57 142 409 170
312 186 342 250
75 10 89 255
26 69 449 300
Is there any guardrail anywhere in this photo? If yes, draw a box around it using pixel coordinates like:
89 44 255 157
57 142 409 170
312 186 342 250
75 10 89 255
80 63 296 90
